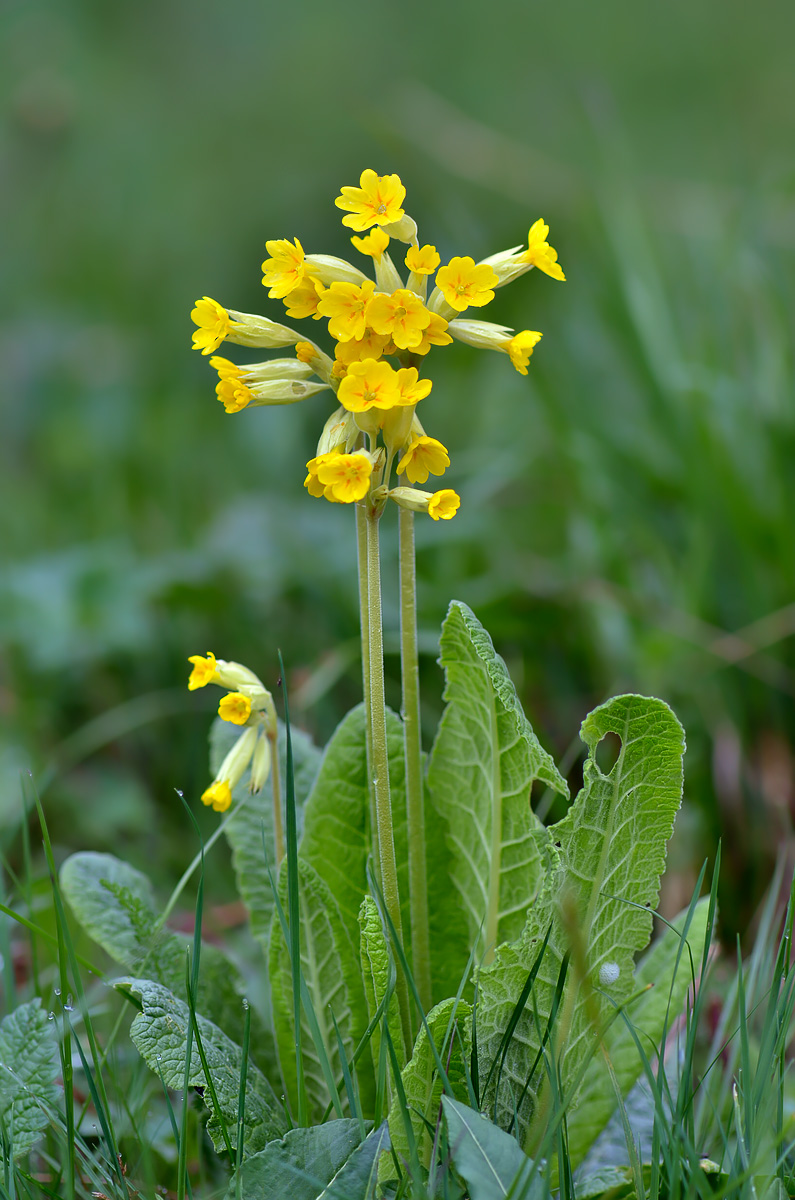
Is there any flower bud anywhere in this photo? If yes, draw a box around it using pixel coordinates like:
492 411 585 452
249 729 272 794
304 254 369 287
381 214 418 245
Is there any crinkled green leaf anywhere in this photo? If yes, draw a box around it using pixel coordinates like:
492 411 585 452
270 858 369 1121
115 976 286 1156
427 601 568 981
442 1097 544 1200
225 1119 387 1200
0 999 58 1161
213 718 321 945
359 895 403 1085
387 998 472 1174
565 897 710 1170
61 851 275 1074
477 694 685 1149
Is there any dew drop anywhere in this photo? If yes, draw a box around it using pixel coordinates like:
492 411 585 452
156 1054 162 1062
63 995 74 1011
54 987 61 997
175 789 184 798
48 1012 55 1021
241 998 249 1010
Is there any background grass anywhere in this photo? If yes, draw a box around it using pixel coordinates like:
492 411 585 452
1 0 794 935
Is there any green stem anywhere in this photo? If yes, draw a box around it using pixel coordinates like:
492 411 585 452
356 503 377 860
365 501 412 1056
398 507 432 1011
269 728 285 869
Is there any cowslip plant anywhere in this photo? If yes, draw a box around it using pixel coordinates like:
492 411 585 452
44 171 713 1198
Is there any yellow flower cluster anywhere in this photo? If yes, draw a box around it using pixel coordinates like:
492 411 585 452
190 170 565 520
187 652 277 811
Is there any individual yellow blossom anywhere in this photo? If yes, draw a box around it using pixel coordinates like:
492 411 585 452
334 329 392 369
428 489 460 520
316 451 373 502
351 227 390 259
395 367 432 407
505 330 543 374
295 341 316 365
317 279 376 342
216 378 254 413
335 169 406 232
396 436 450 484
338 358 401 413
191 297 232 355
218 692 253 725
209 355 242 381
435 257 499 313
413 311 453 356
304 453 336 498
261 237 306 299
367 289 432 351
202 781 233 812
519 219 565 281
282 276 324 320
188 651 219 690
405 244 440 275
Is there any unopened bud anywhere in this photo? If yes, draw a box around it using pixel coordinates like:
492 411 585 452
249 729 272 794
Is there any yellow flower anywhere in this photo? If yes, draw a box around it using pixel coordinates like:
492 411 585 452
191 297 231 355
316 452 373 502
282 276 324 320
209 355 241 381
188 651 218 690
520 219 565 281
413 311 453 356
335 169 406 232
435 257 499 313
428 489 460 520
367 289 432 351
261 237 306 299
505 330 543 374
396 436 450 485
334 329 392 369
395 367 432 407
216 378 254 413
202 781 233 812
338 358 401 412
295 341 315 365
304 453 335 498
317 280 376 342
405 244 440 275
351 227 390 259
218 692 253 725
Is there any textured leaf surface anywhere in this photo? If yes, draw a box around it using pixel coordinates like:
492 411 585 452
61 851 274 1073
115 977 286 1155
270 858 368 1121
442 1097 542 1200
477 694 685 1147
225 1119 387 1200
0 999 58 1160
427 602 568 970
359 896 403 1085
388 998 472 1173
565 897 710 1169
214 718 321 945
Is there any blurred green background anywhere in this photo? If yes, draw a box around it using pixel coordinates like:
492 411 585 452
2 0 794 935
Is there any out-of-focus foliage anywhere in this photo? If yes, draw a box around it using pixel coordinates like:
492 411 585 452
1 0 793 931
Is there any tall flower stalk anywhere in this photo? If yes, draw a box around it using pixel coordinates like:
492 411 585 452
189 170 565 1054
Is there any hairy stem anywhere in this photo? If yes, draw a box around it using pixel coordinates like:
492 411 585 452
356 502 377 860
399 507 432 1011
269 727 285 869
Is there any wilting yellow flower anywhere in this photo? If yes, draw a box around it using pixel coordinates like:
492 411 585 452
505 330 543 374
261 237 307 299
405 244 440 275
395 367 432 407
216 378 254 413
351 227 390 259
519 219 565 281
428 489 460 520
282 277 324 320
435 257 499 313
334 329 392 369
191 297 232 355
316 452 373 502
413 312 452 356
367 289 432 351
338 358 401 412
188 651 219 690
218 692 253 725
202 781 233 812
335 169 406 232
317 280 376 342
396 436 450 484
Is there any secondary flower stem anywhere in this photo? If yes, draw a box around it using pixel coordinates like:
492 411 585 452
398 507 432 1012
355 503 377 855
269 728 285 869
365 500 412 1056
